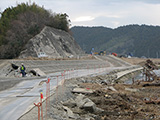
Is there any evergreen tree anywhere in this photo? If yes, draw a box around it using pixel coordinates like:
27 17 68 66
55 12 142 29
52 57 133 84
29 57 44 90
0 2 71 58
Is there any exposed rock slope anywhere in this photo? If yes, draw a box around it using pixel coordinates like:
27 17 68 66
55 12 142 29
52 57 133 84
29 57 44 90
19 26 84 58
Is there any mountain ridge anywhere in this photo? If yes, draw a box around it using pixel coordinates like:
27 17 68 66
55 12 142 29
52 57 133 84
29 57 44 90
71 24 160 58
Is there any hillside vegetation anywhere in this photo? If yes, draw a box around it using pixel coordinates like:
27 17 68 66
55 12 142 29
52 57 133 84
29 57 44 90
0 2 70 59
71 25 160 58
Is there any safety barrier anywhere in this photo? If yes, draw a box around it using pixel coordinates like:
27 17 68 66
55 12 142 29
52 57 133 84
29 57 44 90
45 77 50 119
34 92 43 120
34 64 107 119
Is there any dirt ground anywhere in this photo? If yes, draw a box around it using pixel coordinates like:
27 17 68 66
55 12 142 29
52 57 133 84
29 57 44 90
60 75 160 120
121 57 160 66
19 71 160 120
83 82 160 120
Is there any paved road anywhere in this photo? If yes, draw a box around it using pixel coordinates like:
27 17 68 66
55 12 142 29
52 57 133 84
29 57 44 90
0 55 134 120
0 68 110 120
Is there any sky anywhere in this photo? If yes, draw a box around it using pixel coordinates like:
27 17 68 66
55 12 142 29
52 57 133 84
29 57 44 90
1 0 160 28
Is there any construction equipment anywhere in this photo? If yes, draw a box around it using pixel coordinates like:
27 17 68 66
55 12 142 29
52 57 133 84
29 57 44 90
98 51 106 56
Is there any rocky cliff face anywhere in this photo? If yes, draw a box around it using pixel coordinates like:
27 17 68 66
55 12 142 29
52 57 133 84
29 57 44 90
19 26 84 58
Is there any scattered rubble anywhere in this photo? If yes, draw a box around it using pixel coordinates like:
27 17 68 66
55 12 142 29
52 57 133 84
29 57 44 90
44 59 160 120
30 68 46 76
3 58 160 120
72 88 94 94
45 73 160 120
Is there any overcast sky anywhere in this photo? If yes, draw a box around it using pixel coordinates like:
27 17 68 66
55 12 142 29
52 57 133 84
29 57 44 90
1 0 160 28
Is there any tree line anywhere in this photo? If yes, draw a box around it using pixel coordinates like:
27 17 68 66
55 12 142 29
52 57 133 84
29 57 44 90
71 25 160 58
0 2 70 58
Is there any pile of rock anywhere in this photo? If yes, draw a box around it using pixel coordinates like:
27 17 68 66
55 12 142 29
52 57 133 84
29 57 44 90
61 94 104 120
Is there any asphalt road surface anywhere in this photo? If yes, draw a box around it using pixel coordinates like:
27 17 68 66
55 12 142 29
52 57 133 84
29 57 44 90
0 55 133 120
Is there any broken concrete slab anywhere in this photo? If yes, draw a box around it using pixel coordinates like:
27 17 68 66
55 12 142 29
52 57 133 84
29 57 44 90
104 86 117 92
72 88 94 94
76 97 91 108
63 106 79 119
125 87 139 92
93 107 104 114
75 94 85 100
74 94 103 114
82 98 104 114
75 94 86 108
83 101 96 113
30 68 46 76
62 98 76 108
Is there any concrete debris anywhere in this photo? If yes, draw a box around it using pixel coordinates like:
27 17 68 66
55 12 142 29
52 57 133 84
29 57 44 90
142 82 160 87
104 86 117 92
142 59 160 82
145 59 158 70
101 74 117 84
72 88 94 94
30 68 46 76
82 101 96 113
3 56 160 120
18 65 160 120
74 94 104 113
62 98 76 108
5 63 46 77
144 98 160 104
63 106 79 119
75 94 87 108
11 63 19 70
125 87 139 92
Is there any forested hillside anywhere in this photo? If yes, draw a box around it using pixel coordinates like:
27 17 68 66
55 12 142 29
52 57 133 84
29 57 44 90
0 2 70 59
71 25 160 58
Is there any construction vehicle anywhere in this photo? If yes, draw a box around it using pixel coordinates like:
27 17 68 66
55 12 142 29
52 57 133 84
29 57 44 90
98 51 106 56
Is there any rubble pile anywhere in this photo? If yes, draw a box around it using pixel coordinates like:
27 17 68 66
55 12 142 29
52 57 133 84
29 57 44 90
145 59 158 70
48 73 160 120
